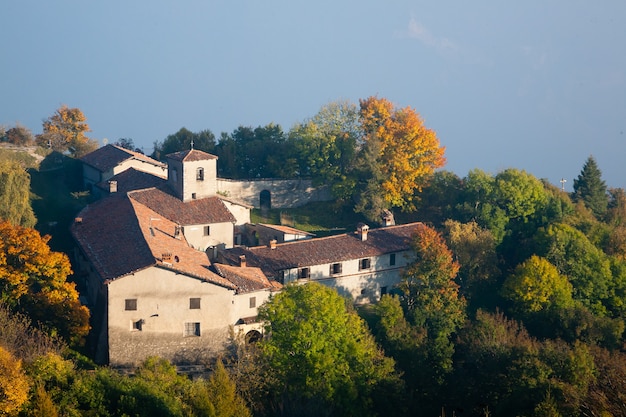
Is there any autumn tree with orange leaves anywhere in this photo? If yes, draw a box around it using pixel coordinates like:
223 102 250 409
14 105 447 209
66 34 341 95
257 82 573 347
355 97 445 221
36 105 98 157
0 221 89 344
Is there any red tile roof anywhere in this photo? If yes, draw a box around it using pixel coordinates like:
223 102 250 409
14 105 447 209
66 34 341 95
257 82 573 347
166 149 217 162
128 187 236 225
80 144 165 172
212 263 281 294
71 193 240 289
219 223 422 278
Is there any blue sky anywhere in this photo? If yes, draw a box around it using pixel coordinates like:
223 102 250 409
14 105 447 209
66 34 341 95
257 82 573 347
2 1 625 190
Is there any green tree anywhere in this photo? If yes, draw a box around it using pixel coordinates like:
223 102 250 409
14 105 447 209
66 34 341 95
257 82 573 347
290 100 360 198
443 220 501 310
400 223 465 338
0 221 90 344
573 156 608 218
36 105 98 157
152 127 216 160
257 282 400 417
0 160 36 227
501 255 575 315
204 360 251 417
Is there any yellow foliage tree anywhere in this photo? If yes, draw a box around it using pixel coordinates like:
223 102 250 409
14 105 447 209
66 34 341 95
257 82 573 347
36 105 98 157
0 346 30 416
358 97 445 213
0 221 89 344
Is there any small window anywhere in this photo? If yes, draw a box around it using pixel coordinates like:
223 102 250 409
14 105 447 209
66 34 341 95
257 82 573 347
204 226 210 236
249 296 256 309
125 299 137 311
299 267 310 279
132 319 143 331
330 263 342 275
171 168 178 182
381 286 388 296
389 253 396 266
196 167 204 181
184 322 201 337
192 192 197 199
359 258 371 270
189 298 201 309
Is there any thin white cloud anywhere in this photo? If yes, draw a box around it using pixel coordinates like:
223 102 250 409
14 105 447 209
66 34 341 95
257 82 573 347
404 17 456 52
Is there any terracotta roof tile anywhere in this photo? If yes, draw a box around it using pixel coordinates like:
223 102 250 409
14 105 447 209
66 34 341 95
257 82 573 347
219 223 422 278
166 149 217 162
80 144 165 172
212 263 280 294
128 187 236 225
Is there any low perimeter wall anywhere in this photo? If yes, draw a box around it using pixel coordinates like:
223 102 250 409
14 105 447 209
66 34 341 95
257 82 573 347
216 178 332 208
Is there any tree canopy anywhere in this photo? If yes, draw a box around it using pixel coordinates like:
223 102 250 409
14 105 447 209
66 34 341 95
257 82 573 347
573 156 608 218
257 282 400 417
0 160 36 228
36 105 98 158
0 221 89 343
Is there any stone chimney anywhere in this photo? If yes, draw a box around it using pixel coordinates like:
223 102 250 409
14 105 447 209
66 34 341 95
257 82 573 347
356 223 369 241
239 255 247 267
269 239 277 249
381 209 395 227
108 180 117 193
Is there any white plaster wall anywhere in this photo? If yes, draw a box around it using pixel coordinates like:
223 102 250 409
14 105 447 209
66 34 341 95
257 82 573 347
183 222 233 250
220 200 250 226
107 266 235 366
231 289 274 322
281 250 414 303
181 159 217 201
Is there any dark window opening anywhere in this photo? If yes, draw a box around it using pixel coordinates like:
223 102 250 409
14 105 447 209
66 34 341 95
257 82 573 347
249 297 256 308
204 226 210 236
330 263 342 275
381 286 388 296
390 253 396 266
196 167 204 181
190 298 201 309
359 258 371 270
132 320 143 331
299 267 310 279
125 299 137 311
184 322 201 337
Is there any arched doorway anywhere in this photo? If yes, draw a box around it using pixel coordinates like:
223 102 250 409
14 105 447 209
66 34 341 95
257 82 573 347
245 330 262 344
260 190 271 211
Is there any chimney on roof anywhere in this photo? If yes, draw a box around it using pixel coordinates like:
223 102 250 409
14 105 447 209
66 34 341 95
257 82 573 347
269 239 277 250
108 180 117 193
357 223 369 241
239 255 247 267
162 252 172 264
74 217 83 224
381 209 395 227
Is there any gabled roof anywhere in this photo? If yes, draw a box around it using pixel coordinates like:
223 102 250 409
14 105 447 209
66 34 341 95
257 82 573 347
80 144 166 172
213 263 281 294
166 149 217 162
71 193 237 289
219 223 422 278
128 187 236 225
95 168 167 194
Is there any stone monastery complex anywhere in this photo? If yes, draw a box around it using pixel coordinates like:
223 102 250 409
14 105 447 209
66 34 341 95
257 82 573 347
72 144 422 366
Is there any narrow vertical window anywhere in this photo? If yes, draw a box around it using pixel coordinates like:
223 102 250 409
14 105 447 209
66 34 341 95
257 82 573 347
196 167 204 181
390 253 396 266
249 296 256 308
204 226 210 236
359 258 371 270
